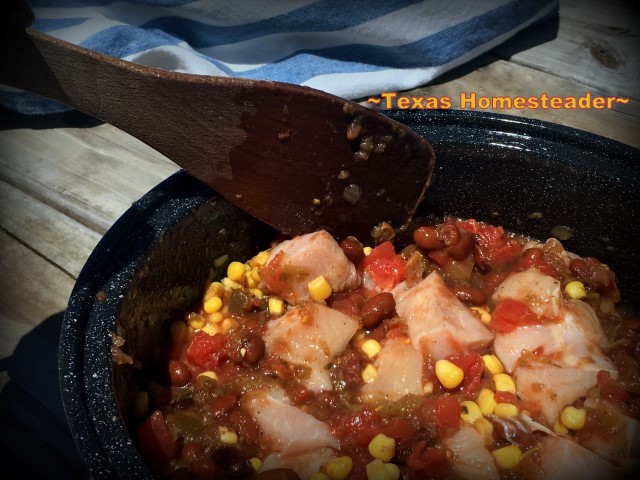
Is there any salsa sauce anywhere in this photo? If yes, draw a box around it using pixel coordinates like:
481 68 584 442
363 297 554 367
134 218 639 480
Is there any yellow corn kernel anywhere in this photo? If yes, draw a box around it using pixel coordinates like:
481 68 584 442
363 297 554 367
494 403 519 418
170 321 187 344
560 406 586 430
308 275 333 301
460 401 483 424
473 417 494 445
201 323 220 337
246 271 258 289
250 267 261 283
251 288 264 298
249 457 262 473
251 250 270 267
565 280 587 299
435 359 464 389
361 339 382 359
134 391 149 417
471 306 492 324
365 458 400 480
222 277 242 290
363 246 373 256
309 473 330 480
268 296 284 316
368 433 396 462
198 371 218 381
482 354 504 375
204 281 224 300
188 313 206 330
227 261 246 282
493 373 516 395
219 426 238 444
553 420 569 435
477 388 497 416
325 456 353 480
221 317 239 334
492 445 522 470
209 312 224 324
362 364 378 384
203 296 223 314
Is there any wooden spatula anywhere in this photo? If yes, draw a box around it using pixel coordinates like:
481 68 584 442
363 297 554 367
1 20 435 240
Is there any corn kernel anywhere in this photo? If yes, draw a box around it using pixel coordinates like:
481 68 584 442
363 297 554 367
368 433 396 462
134 391 149 417
362 364 378 384
565 280 587 299
198 371 218 381
435 359 464 389
471 306 492 324
221 317 238 334
493 373 516 395
251 250 270 267
309 473 330 480
251 288 264 298
494 403 519 418
492 445 522 470
227 261 246 282
250 267 261 283
366 458 400 480
482 354 504 375
477 388 497 416
553 420 569 434
325 456 353 480
188 313 206 330
268 297 284 316
361 339 382 359
222 277 242 290
560 406 586 430
204 281 224 300
209 312 224 324
460 401 483 424
363 246 373 256
219 426 238 444
246 271 258 288
473 417 494 445
203 296 223 314
201 323 220 336
308 275 333 301
249 457 262 472
170 321 187 344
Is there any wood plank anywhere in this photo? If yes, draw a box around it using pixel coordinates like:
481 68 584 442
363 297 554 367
0 179 102 278
491 0 640 100
0 122 179 235
405 58 640 148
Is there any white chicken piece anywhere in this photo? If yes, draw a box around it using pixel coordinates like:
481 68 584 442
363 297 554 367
491 268 562 319
443 425 500 480
537 435 622 479
394 271 494 359
259 230 359 304
242 389 339 478
493 300 616 374
359 338 424 403
514 361 601 425
263 302 359 391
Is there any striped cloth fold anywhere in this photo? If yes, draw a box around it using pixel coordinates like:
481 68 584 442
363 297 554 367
2 0 558 114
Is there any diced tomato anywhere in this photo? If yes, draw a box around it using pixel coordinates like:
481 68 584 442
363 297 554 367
490 299 538 333
333 406 381 440
258 250 286 292
382 417 416 441
596 370 629 404
494 391 516 404
186 331 228 370
136 410 177 473
432 396 460 429
361 241 406 290
515 248 559 277
407 442 452 480
447 354 483 394
457 219 522 268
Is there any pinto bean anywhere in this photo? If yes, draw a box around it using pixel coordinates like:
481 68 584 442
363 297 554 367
569 257 614 291
450 284 487 306
361 292 396 328
213 447 253 478
438 223 460 246
254 469 301 480
413 226 443 250
446 232 474 260
169 359 192 387
241 332 265 365
340 237 365 264
191 459 227 480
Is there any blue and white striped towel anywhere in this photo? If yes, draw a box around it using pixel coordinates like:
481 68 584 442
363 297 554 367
2 0 558 115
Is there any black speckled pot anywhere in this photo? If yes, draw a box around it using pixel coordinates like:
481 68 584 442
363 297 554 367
60 110 639 479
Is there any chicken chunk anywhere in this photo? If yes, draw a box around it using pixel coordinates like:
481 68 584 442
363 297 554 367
443 425 500 480
537 435 622 479
394 271 493 359
263 302 359 391
259 230 359 304
491 268 562 320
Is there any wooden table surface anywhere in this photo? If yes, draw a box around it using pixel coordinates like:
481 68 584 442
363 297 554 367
0 0 638 478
